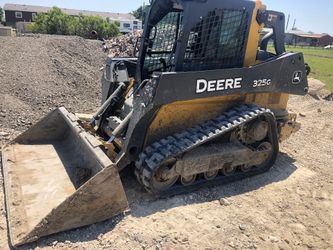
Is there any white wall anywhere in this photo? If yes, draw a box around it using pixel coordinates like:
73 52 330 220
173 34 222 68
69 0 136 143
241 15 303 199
118 20 142 33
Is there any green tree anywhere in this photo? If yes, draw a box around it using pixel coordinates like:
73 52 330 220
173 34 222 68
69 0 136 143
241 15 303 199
29 7 120 39
75 14 119 39
131 5 149 21
30 7 72 35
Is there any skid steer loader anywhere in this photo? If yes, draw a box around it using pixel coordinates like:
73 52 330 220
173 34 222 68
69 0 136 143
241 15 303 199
1 0 309 246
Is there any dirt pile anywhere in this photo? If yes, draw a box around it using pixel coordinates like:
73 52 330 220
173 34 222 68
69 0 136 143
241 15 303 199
105 30 142 57
0 35 106 145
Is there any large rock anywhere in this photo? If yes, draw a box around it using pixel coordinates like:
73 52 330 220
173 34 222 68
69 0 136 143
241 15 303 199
307 78 331 100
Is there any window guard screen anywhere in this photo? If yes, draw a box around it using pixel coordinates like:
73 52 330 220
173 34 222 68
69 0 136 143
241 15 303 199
143 12 181 75
183 9 249 71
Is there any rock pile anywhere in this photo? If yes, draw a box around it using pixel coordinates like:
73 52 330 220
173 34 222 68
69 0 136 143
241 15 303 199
105 30 142 57
0 35 106 133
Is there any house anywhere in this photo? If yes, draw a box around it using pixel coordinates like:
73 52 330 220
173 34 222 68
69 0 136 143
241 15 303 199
3 3 142 33
285 29 333 47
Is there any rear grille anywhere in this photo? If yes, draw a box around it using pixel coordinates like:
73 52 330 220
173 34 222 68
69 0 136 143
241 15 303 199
183 9 249 71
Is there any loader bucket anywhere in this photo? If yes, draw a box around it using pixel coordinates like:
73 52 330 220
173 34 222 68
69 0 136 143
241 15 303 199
1 107 128 247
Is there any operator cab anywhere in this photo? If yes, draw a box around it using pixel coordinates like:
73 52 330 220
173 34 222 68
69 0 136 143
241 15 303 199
138 0 256 82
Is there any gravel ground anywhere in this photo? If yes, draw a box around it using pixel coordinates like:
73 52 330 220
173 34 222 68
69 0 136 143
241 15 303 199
0 34 105 132
0 35 332 250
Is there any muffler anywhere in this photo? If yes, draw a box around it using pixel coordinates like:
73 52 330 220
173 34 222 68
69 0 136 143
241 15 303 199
1 107 128 247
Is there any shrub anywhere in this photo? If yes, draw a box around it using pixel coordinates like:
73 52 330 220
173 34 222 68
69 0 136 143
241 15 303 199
29 7 120 39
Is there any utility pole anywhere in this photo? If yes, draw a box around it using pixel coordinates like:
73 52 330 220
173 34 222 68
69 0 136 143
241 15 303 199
286 14 290 31
292 19 296 30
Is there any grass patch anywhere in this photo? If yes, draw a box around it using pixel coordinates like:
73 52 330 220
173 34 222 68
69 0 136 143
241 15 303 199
285 46 333 91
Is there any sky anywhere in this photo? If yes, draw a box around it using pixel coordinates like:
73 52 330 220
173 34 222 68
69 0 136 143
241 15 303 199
0 0 332 35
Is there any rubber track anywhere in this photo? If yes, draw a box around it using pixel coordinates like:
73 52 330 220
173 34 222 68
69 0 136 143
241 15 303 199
135 104 277 196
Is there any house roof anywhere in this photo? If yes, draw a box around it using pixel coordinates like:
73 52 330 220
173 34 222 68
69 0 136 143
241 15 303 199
286 29 331 39
286 28 306 35
296 33 331 39
3 3 137 21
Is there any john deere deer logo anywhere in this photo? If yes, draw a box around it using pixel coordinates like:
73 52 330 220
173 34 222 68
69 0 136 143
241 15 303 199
292 71 302 84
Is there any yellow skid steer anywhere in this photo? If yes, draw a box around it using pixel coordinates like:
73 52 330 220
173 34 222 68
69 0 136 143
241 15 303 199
1 0 309 246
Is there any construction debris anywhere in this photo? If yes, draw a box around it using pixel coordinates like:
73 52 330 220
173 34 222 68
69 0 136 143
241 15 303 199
105 30 142 57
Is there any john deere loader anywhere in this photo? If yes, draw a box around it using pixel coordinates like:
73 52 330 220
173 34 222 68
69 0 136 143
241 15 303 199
1 0 309 246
